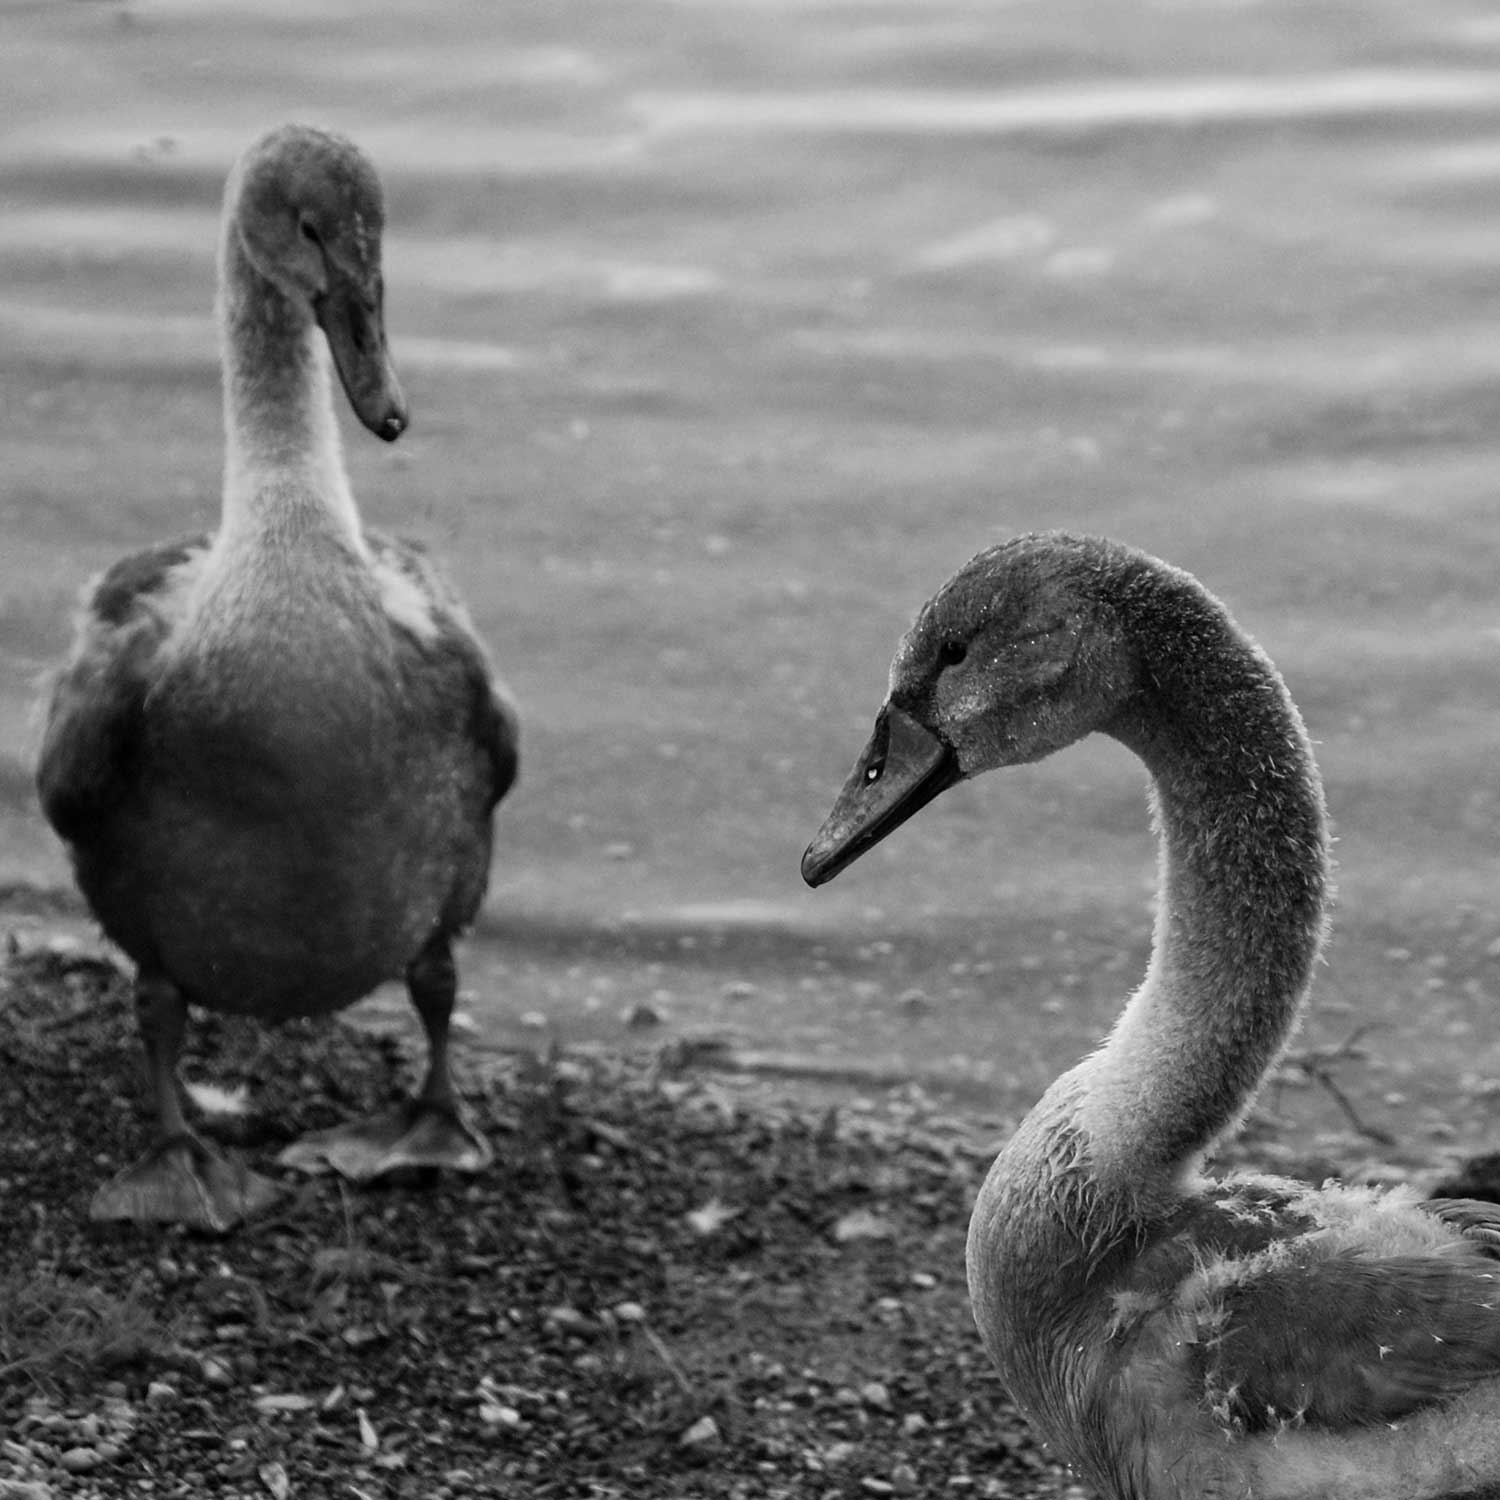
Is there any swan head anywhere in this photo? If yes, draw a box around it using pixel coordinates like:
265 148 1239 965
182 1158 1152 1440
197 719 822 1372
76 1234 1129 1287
803 532 1134 886
228 123 408 441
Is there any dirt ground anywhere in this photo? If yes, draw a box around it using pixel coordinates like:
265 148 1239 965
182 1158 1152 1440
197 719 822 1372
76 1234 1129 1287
6 936 1482 1500
0 938 1076 1500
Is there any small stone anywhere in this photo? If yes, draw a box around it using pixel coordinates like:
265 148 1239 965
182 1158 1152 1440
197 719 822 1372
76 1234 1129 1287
896 988 931 1014
478 1403 523 1431
835 1386 862 1407
833 1208 894 1242
891 1464 919 1493
860 1481 895 1497
824 1441 858 1465
900 1412 929 1437
198 1354 234 1386
259 1461 290 1500
622 1001 663 1029
910 1271 937 1290
146 1381 178 1407
545 1305 591 1335
860 1381 891 1410
679 1414 722 1450
612 1301 647 1323
58 1449 102 1475
253 1393 318 1414
722 981 758 1001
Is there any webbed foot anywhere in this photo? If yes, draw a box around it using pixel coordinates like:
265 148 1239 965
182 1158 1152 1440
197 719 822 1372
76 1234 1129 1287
90 1133 282 1233
276 1099 493 1182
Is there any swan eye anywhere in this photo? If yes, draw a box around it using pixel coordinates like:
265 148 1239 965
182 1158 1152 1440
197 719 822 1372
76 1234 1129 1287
938 639 967 668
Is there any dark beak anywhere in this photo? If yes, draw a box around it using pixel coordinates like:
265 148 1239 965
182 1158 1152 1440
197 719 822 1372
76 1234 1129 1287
801 704 961 887
314 273 408 442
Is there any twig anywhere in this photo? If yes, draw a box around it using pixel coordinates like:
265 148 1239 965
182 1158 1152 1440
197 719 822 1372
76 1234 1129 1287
640 1323 693 1396
1276 1023 1396 1147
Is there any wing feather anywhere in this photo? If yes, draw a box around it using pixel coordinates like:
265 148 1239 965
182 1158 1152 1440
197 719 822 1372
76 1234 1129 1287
36 536 207 842
369 532 519 809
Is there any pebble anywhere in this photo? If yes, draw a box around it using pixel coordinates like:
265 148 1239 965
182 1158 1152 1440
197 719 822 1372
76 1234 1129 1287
900 1413 929 1437
890 1463 919 1493
679 1415 722 1451
860 1381 891 1411
145 1381 178 1407
544 1305 591 1335
253 1394 318 1414
57 1449 102 1475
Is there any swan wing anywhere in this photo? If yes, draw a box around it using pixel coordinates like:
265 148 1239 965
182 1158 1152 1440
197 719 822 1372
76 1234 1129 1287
1192 1242 1500 1430
369 532 519 809
36 536 208 842
1109 1184 1500 1434
1419 1195 1500 1253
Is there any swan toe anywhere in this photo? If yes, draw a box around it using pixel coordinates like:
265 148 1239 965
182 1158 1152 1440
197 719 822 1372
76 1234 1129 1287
89 1134 282 1233
276 1100 493 1182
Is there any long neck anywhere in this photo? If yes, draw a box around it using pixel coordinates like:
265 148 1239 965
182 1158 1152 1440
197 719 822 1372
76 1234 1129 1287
215 209 364 555
1076 587 1330 1188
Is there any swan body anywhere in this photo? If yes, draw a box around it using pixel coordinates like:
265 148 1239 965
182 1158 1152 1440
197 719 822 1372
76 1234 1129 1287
803 533 1500 1499
37 124 518 1231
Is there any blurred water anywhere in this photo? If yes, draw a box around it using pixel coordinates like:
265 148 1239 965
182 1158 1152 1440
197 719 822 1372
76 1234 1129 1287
4 0 1500 1112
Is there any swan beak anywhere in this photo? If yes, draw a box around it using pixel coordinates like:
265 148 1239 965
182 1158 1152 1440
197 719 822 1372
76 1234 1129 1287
802 705 960 887
314 276 408 442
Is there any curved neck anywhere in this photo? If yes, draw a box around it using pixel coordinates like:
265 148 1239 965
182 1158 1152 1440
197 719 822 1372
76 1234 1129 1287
215 211 363 554
1075 591 1330 1186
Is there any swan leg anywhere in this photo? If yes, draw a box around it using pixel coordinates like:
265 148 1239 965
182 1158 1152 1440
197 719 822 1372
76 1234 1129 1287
91 973 282 1232
277 936 493 1182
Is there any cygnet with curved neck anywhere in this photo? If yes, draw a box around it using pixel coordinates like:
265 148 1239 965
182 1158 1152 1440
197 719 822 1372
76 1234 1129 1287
804 532 1500 1499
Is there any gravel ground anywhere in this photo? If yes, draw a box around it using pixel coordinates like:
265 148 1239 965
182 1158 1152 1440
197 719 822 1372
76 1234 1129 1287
0 938 1079 1500
3 935 1472 1500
